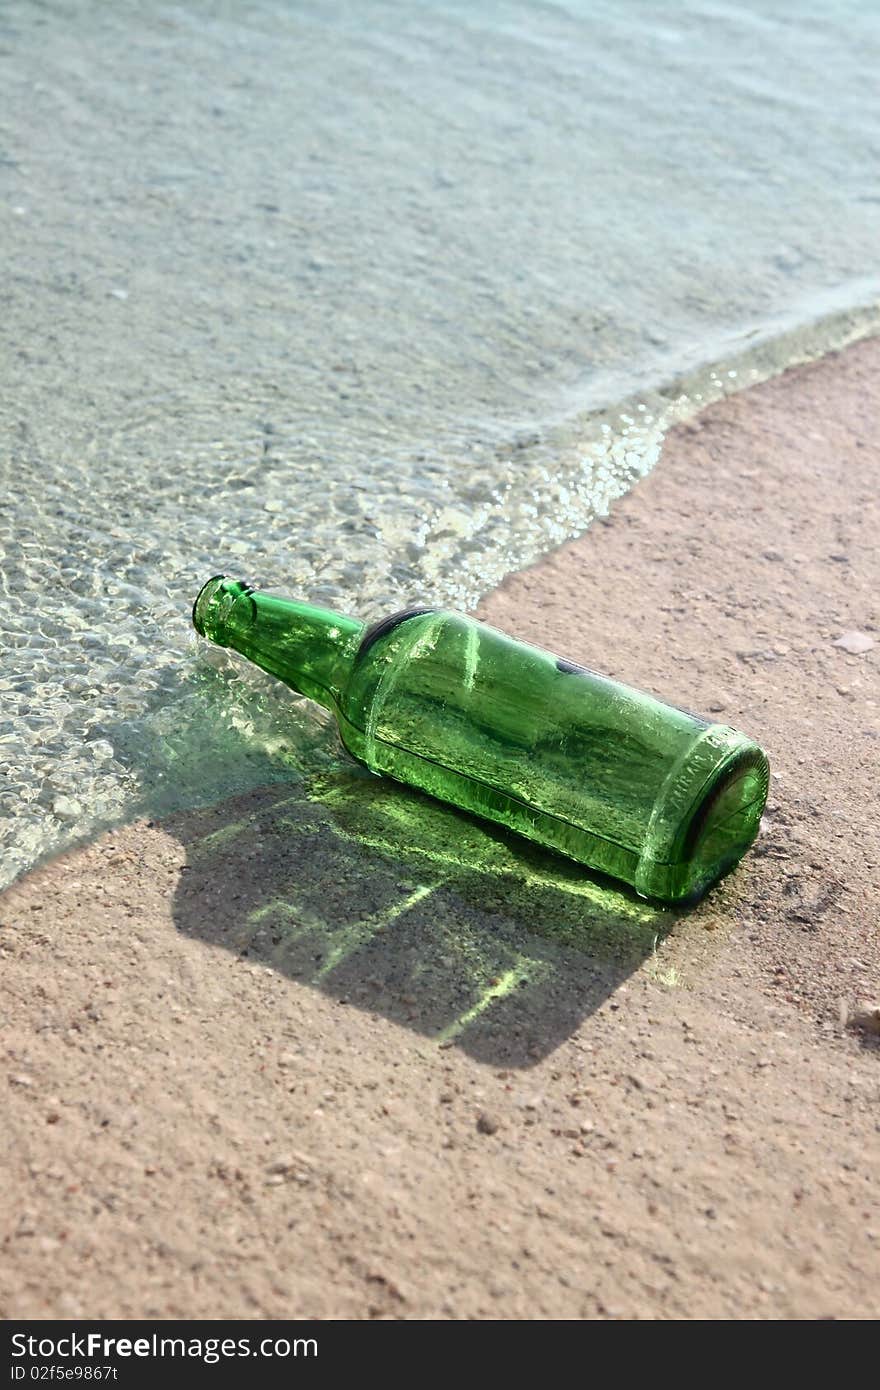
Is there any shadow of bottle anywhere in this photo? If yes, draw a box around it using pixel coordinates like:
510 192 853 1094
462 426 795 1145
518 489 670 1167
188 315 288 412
165 776 682 1068
97 651 686 1067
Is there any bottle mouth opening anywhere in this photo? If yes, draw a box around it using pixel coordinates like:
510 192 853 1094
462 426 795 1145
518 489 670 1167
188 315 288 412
192 575 258 643
192 575 229 638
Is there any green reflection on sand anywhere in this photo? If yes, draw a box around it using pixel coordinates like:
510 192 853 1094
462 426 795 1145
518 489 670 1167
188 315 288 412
193 765 675 1049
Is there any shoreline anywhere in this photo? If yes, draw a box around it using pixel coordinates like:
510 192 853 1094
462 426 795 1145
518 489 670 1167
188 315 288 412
2 339 878 1319
436 289 880 613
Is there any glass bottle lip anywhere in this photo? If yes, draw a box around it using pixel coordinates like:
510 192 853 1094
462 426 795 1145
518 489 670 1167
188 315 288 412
192 574 229 637
192 574 257 642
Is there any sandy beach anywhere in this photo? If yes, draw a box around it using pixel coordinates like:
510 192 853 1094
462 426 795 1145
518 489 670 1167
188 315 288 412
1 338 878 1320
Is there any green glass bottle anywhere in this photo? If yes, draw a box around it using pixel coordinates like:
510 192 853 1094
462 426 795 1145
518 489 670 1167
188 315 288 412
192 576 769 903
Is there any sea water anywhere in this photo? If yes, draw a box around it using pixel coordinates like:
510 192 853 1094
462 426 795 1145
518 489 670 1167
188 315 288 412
1 0 879 886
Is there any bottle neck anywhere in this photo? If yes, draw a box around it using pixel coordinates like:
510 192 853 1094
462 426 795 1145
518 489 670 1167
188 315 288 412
192 576 365 712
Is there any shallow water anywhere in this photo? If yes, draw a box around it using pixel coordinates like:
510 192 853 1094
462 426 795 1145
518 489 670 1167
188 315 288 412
1 0 879 885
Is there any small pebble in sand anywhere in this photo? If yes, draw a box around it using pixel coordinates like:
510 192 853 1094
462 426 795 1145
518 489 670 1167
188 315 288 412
267 1149 314 1174
832 631 874 655
845 1003 880 1036
476 1111 501 1135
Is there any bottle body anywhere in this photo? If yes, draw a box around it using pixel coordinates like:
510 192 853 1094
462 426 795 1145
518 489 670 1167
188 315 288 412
193 578 769 903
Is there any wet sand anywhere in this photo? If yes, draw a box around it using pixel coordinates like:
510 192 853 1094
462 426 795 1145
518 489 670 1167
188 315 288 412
1 339 878 1320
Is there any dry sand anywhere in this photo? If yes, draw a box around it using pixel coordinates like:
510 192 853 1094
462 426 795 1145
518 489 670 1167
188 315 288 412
2 339 879 1320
